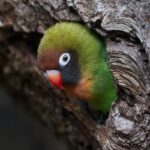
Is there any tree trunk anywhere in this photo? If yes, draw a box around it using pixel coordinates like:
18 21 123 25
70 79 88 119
0 0 150 149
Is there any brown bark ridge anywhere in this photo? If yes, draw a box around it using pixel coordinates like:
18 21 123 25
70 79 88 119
0 0 150 149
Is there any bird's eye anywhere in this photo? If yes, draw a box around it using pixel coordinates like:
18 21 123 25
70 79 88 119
59 53 70 66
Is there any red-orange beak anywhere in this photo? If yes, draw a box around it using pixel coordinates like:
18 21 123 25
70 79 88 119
45 70 64 89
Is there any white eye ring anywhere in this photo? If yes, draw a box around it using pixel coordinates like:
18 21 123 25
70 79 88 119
59 53 70 66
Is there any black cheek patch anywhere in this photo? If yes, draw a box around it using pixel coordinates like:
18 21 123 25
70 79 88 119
60 51 80 85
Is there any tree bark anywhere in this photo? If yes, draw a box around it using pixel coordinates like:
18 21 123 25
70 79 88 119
0 0 150 149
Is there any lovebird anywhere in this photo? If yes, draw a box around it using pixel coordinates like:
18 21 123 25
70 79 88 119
37 22 117 112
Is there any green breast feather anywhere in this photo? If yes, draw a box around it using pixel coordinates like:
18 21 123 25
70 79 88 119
38 22 117 112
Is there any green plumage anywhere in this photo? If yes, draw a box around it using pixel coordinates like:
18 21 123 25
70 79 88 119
38 22 117 112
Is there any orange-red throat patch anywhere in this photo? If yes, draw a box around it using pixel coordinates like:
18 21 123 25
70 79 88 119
65 76 92 100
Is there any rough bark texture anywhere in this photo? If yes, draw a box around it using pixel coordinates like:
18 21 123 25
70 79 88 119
0 0 150 149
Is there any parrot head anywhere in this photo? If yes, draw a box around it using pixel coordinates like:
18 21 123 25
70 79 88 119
38 22 117 112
